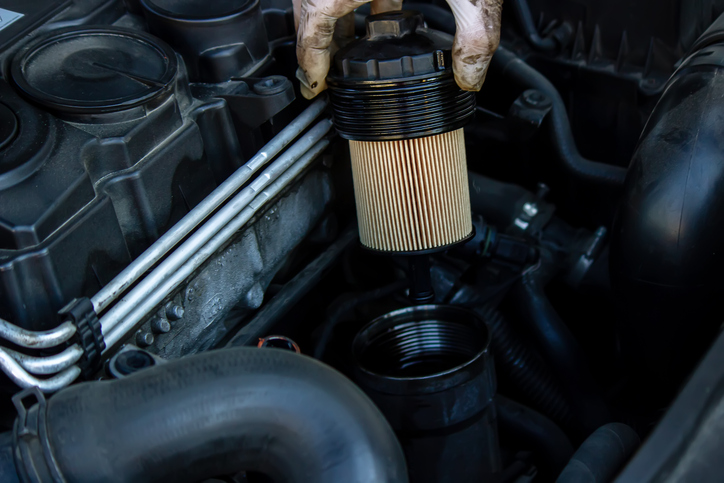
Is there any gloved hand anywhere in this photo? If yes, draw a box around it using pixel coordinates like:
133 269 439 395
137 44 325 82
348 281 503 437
293 0 503 99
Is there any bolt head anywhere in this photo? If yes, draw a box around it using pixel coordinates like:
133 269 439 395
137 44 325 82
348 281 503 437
151 318 172 334
166 305 184 321
135 331 155 347
522 202 539 217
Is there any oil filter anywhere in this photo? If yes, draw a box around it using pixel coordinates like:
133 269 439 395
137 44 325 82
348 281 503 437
352 305 500 483
327 11 476 254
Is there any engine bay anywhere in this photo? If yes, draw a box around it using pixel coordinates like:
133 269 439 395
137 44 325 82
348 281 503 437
1 0 724 481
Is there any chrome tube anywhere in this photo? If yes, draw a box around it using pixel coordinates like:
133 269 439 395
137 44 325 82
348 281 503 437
91 96 330 314
99 119 332 340
0 348 82 393
4 344 84 375
102 138 331 353
0 319 76 349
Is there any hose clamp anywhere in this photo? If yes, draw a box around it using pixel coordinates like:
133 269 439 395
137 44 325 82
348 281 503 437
12 387 66 482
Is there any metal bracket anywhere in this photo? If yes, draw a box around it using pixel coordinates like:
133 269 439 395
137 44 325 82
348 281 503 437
507 89 553 141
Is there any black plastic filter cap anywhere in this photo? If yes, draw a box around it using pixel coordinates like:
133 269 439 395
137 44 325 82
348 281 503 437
10 27 178 119
327 11 475 141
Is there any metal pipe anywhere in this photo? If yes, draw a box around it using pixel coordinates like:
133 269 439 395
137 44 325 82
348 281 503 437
0 319 76 349
102 138 331 353
0 99 329 358
91 96 330 314
4 344 84 375
0 348 81 393
99 120 332 340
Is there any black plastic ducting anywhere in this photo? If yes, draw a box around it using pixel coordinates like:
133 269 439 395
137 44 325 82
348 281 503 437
139 0 270 82
352 305 500 483
2 348 408 483
327 11 475 141
610 22 724 381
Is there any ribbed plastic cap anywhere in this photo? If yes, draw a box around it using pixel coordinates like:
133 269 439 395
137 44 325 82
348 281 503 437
327 11 475 141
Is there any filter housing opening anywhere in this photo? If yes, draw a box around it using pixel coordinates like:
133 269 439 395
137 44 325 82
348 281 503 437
353 305 490 380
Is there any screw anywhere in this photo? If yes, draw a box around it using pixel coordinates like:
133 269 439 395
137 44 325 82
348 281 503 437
524 91 543 106
522 202 539 217
135 331 155 348
522 89 550 109
151 318 172 334
166 304 184 321
253 76 288 96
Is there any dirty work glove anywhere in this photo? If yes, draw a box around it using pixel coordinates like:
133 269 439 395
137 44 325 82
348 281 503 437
293 0 503 99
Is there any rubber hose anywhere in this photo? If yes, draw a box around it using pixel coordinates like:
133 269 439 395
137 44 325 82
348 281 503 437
509 0 557 51
556 423 640 482
405 4 456 34
401 5 624 185
12 348 408 483
491 47 628 186
477 306 574 431
513 269 611 433
496 395 574 478
468 171 537 228
0 433 19 483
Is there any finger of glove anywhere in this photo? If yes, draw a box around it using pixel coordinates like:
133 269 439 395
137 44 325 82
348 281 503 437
446 0 502 91
296 0 369 99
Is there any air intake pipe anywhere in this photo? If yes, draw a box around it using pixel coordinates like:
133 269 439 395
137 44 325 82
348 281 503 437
327 11 476 303
0 348 408 483
610 21 724 382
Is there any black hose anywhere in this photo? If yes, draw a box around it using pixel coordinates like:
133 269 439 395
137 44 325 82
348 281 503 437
405 4 456 34
556 423 640 482
0 433 18 483
468 171 537 228
9 348 408 483
496 395 574 478
477 306 574 431
492 47 628 186
403 5 624 186
513 266 610 433
509 0 557 51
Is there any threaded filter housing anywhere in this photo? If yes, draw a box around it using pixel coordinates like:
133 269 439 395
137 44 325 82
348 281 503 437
327 11 475 253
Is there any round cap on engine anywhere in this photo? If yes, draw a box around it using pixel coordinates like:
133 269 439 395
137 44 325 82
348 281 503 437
327 11 475 141
10 27 177 118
